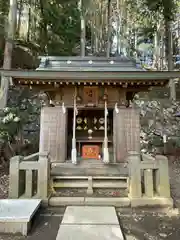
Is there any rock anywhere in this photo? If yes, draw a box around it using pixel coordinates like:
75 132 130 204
159 233 167 238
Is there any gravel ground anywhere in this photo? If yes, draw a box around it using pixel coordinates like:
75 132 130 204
0 166 8 199
168 157 180 208
55 188 128 197
118 208 180 240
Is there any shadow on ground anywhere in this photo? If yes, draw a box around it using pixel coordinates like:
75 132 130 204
118 209 180 240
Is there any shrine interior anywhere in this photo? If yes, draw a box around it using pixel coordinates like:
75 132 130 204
67 108 113 160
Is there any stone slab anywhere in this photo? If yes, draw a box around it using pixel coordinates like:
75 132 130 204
0 199 41 235
56 225 124 240
49 197 85 206
0 199 41 221
62 206 119 225
130 197 173 207
85 197 130 207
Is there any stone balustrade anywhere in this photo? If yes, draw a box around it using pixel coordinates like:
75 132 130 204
127 151 173 207
9 152 50 200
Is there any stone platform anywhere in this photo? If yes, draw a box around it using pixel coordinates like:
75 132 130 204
0 199 41 236
56 206 124 240
51 160 128 176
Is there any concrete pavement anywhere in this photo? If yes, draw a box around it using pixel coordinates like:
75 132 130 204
56 206 124 240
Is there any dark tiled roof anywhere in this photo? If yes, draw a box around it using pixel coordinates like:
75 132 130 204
36 56 144 72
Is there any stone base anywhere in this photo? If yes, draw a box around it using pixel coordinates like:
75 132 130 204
0 199 41 236
103 148 109 164
130 197 174 208
48 196 173 208
41 197 50 207
85 197 130 207
49 197 85 206
48 197 130 207
71 148 77 164
0 221 31 236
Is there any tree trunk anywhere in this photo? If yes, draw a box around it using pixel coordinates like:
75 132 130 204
0 0 17 109
164 19 176 100
30 0 37 41
27 0 32 42
153 29 159 69
164 20 173 70
116 0 121 54
99 0 103 53
106 0 111 57
0 0 9 50
79 0 86 57
39 0 48 53
17 0 23 37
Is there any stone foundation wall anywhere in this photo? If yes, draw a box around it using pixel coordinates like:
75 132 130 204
114 107 140 162
39 106 67 162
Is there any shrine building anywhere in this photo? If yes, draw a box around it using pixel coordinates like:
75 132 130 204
1 56 179 207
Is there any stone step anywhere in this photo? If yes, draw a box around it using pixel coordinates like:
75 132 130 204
49 197 130 207
52 175 128 179
51 160 128 177
51 175 129 189
53 179 128 189
51 161 127 168
50 175 129 198
51 166 128 176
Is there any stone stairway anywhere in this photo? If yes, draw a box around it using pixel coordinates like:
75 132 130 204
49 160 130 207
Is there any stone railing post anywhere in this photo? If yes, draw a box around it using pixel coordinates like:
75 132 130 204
156 155 171 198
9 155 21 198
128 151 142 198
37 152 50 199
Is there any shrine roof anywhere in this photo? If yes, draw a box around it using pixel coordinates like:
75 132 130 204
0 56 179 86
36 56 144 72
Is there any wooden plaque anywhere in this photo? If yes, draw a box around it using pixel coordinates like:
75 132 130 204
82 145 100 159
83 87 98 105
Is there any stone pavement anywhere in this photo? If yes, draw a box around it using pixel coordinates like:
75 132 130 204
0 207 180 240
56 206 124 240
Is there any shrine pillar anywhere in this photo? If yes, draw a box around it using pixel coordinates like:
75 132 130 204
103 100 109 163
113 106 140 162
39 106 67 162
71 87 77 164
